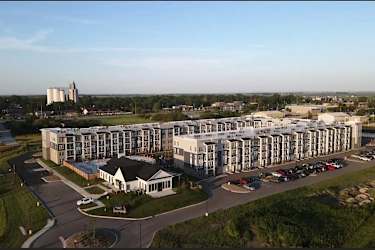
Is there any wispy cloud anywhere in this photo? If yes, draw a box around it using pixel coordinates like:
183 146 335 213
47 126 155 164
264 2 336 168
0 29 266 56
46 15 99 25
0 29 54 52
0 31 213 53
105 56 224 70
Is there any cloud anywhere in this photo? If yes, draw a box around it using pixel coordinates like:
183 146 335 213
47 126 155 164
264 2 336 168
104 56 223 71
47 15 99 25
0 29 266 56
0 32 216 53
0 29 54 52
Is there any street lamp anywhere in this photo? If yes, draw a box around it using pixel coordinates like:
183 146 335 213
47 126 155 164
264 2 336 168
139 221 142 248
205 199 209 217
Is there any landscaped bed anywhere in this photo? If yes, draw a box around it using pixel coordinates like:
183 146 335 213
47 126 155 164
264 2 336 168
87 186 208 218
79 202 98 210
151 165 375 248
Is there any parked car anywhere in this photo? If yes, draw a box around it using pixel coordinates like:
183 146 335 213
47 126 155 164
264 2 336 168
271 172 282 177
247 176 260 183
243 184 256 191
77 197 94 206
326 165 336 171
278 176 289 182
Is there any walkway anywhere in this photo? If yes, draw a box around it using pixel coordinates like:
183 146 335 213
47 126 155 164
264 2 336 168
36 159 103 200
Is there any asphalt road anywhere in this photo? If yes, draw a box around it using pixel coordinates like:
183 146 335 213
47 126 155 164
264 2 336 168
9 150 375 248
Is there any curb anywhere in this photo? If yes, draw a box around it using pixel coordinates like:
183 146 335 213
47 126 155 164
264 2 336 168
77 208 153 221
21 218 56 248
221 184 251 194
77 198 209 221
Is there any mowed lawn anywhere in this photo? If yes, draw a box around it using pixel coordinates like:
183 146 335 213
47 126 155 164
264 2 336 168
88 187 208 218
77 114 152 126
152 165 375 248
85 185 106 195
0 177 48 248
41 159 101 187
0 133 49 248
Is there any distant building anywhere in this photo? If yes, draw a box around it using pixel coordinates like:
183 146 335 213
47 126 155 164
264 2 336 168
47 87 65 105
318 112 351 123
253 110 285 119
211 101 244 112
46 81 79 105
357 102 369 110
285 104 326 115
68 81 79 103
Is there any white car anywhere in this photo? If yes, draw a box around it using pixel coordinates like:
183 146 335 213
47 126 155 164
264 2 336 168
271 172 282 177
77 197 94 206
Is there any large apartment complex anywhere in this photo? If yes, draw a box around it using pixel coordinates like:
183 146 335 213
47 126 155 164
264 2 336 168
173 118 361 176
41 115 362 177
41 116 257 165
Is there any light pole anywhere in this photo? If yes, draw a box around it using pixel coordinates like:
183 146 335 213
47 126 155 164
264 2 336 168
13 164 16 185
139 221 142 248
205 198 209 217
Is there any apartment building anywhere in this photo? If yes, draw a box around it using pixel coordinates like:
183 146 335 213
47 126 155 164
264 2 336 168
41 115 275 165
173 118 360 177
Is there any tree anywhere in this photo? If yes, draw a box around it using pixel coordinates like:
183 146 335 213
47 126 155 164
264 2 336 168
152 102 161 113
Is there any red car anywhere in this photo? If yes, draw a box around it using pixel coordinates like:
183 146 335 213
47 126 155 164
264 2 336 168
240 178 249 185
326 165 336 171
276 169 287 176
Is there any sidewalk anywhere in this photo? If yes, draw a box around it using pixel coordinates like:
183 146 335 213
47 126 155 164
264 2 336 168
22 218 56 248
36 159 102 200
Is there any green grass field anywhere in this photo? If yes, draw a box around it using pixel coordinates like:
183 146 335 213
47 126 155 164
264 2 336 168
41 159 101 187
88 187 208 218
85 186 105 195
77 114 152 126
151 166 375 248
0 133 49 248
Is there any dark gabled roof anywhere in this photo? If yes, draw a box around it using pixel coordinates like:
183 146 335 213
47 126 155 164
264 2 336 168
99 157 161 181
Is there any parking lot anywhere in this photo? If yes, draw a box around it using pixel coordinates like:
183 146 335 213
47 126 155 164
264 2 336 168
351 149 375 161
224 148 375 193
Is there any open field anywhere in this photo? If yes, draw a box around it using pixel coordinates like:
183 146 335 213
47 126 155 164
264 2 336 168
76 114 152 126
0 133 48 248
0 134 41 173
151 165 375 248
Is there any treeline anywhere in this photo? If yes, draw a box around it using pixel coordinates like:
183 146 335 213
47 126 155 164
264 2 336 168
3 94 375 116
4 111 193 135
1 94 304 115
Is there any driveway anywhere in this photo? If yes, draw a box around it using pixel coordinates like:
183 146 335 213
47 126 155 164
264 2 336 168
10 151 375 248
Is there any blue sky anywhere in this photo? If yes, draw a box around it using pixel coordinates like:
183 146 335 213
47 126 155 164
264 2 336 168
0 1 375 95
